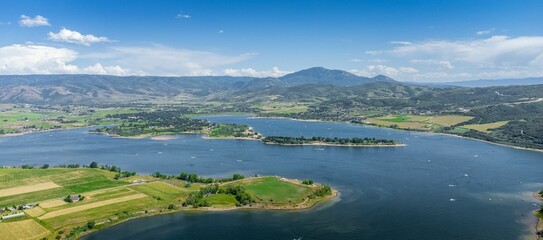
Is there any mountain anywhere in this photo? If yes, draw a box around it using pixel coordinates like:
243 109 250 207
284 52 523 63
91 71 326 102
427 77 543 88
0 75 253 104
277 67 396 86
0 67 397 104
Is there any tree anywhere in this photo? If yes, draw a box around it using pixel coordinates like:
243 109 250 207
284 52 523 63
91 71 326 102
86 221 96 229
41 164 49 169
89 161 98 168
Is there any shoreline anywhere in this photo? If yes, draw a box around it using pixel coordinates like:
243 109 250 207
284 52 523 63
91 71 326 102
93 131 403 148
2 115 542 152
252 115 543 153
533 193 543 239
78 179 338 240
261 141 406 147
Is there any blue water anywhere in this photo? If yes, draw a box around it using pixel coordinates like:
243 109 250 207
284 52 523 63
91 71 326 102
1 116 542 239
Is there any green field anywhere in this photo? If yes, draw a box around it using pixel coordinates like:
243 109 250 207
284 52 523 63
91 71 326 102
230 177 312 204
0 106 136 135
0 168 334 239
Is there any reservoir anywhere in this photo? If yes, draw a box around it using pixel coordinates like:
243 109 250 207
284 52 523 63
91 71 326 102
1 116 542 240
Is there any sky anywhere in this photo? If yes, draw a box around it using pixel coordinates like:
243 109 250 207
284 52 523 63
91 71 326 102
0 0 542 82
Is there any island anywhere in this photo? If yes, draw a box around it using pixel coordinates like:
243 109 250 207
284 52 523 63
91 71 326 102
0 164 336 240
261 136 403 147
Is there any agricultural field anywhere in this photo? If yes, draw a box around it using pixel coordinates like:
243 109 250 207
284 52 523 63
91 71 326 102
254 102 309 114
459 121 509 133
0 168 187 239
365 114 473 131
0 168 334 239
0 105 136 135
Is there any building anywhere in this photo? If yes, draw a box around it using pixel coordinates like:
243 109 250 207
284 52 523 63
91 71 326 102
1 212 24 220
70 195 80 202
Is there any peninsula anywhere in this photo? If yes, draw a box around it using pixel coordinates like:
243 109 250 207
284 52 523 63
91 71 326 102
90 111 402 147
0 165 336 240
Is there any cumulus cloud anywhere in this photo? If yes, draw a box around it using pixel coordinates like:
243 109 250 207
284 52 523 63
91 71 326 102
48 28 110 46
365 35 543 81
0 44 127 75
19 15 50 27
349 65 419 77
389 35 543 66
223 67 291 78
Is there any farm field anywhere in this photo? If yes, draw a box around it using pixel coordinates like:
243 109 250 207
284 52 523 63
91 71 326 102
365 114 473 131
0 105 136 135
460 121 509 133
0 168 334 239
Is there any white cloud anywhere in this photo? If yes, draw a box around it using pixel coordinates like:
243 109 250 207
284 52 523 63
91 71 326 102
389 35 543 66
349 58 362 62
349 65 419 77
223 67 291 78
48 28 110 46
476 29 495 35
399 67 419 74
87 45 256 76
0 21 11 25
0 44 127 75
364 35 543 81
19 15 50 27
410 59 454 69
218 30 224 34
176 13 191 19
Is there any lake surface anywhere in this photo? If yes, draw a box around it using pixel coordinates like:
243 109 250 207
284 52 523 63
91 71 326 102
1 116 542 240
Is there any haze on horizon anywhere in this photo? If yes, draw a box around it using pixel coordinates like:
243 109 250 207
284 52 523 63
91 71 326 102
0 0 542 82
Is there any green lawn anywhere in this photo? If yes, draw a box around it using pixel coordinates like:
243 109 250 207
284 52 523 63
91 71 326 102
206 194 239 207
233 177 312 203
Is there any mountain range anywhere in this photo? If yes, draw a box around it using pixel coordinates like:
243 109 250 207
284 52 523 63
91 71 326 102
0 67 542 104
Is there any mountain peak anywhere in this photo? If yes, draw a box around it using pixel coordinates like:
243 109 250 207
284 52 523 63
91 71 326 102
278 67 395 86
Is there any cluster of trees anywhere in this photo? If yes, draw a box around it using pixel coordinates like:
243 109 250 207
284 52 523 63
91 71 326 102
302 179 314 185
151 172 245 184
63 194 85 203
92 116 211 137
62 220 96 239
309 185 332 199
183 184 253 208
261 136 398 145
209 123 258 138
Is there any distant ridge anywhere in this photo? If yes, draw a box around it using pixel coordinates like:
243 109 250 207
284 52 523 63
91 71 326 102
0 67 396 104
420 77 543 88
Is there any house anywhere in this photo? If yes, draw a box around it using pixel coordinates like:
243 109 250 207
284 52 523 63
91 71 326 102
132 179 146 184
7 207 15 212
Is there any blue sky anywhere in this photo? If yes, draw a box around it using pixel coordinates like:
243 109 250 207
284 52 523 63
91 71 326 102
0 0 542 81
